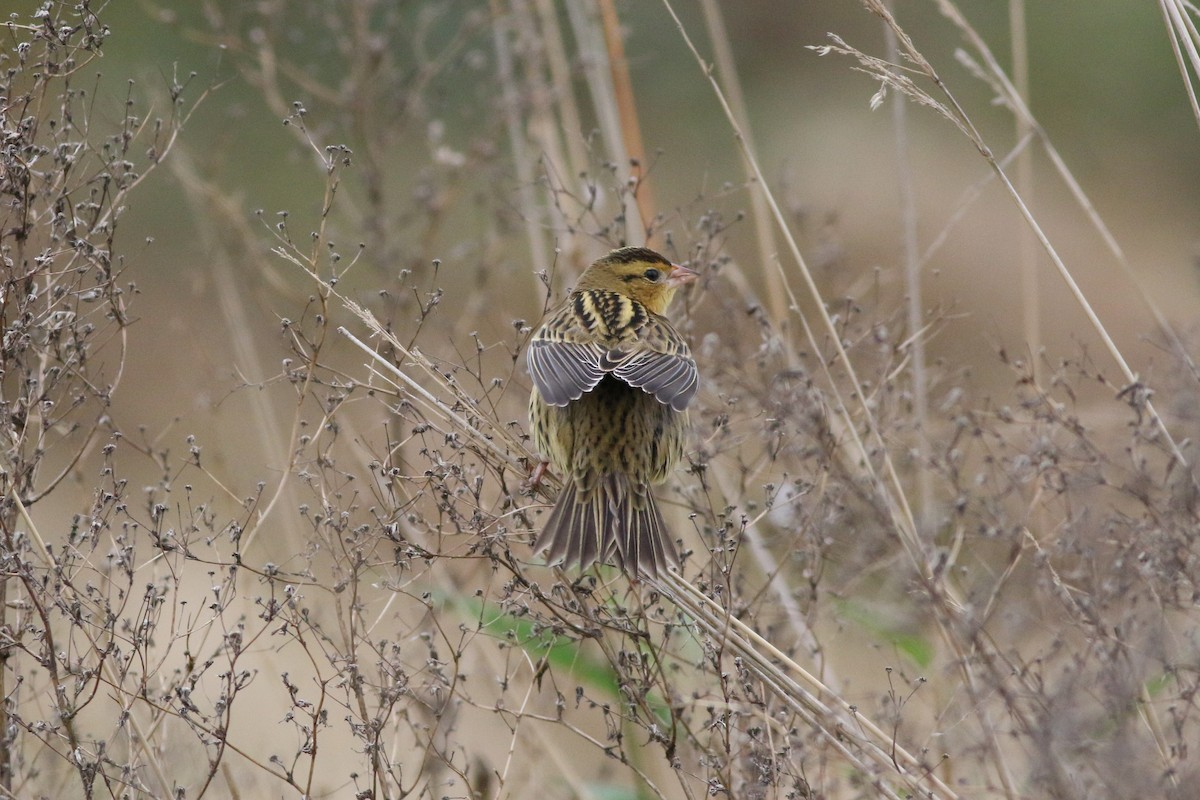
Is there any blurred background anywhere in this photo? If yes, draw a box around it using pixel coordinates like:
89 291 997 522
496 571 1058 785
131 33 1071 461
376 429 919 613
10 1 1200 797
86 1 1199 506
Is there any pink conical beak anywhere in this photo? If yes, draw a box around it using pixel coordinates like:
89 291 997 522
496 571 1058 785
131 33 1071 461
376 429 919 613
666 263 699 289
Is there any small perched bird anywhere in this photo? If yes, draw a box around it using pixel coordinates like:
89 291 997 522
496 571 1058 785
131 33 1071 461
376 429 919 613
528 246 699 577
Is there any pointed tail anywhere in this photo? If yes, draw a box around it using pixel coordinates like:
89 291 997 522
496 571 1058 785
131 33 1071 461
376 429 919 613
534 474 679 577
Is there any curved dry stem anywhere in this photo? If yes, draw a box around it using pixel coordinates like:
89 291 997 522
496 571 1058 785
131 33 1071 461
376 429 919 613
1159 0 1200 133
660 0 932 586
654 570 963 800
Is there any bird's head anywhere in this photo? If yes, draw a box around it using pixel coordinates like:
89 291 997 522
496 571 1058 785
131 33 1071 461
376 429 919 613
575 246 698 315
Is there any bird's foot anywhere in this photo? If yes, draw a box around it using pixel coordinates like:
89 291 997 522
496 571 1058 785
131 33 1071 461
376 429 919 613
522 460 551 494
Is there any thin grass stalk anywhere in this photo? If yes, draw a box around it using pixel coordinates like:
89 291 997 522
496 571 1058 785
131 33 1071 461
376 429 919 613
1160 0 1200 132
656 570 964 800
930 617 1021 799
952 14 1200 386
883 4 934 540
241 144 344 553
170 149 294 552
1037 139 1200 381
491 652 537 797
1137 682 1181 791
512 0 578 265
706 459 829 682
918 131 1032 268
659 0 932 585
341 329 532 476
527 718 621 795
1009 0 1042 385
534 0 593 266
535 0 590 182
869 8 1188 784
869 0 1188 467
697 0 785 325
490 0 551 295
565 2 642 246
597 0 657 241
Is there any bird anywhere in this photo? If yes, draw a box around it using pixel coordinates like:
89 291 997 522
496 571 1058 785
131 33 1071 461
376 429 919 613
527 246 699 578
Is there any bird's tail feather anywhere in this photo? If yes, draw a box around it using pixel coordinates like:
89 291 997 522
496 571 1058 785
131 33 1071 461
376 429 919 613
534 474 678 577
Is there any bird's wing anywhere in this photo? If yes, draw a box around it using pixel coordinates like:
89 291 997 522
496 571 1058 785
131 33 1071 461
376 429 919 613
602 314 699 412
529 290 698 410
527 293 612 406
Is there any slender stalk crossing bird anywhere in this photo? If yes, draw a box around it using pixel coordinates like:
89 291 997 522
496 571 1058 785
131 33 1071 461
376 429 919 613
527 246 699 577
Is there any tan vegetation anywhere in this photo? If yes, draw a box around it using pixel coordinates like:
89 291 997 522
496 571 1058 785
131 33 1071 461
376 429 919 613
2 2 1199 798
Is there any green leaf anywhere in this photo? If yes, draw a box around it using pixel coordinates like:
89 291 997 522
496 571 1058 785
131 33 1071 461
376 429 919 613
450 595 673 725
456 595 619 696
835 597 934 669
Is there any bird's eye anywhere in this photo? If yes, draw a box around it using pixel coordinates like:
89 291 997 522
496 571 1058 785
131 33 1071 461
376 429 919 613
643 268 662 282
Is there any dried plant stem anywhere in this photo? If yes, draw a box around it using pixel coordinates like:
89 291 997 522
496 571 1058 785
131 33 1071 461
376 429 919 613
657 571 963 800
660 0 931 581
515 0 581 268
844 7 1188 785
7 489 176 797
950 4 1200 387
706 460 828 676
1137 682 1181 790
339 327 531 477
1159 0 1200 132
490 0 552 293
930 618 1021 799
874 0 1189 466
535 0 589 180
1009 0 1042 385
697 0 786 324
241 160 343 553
883 5 934 538
485 649 539 799
598 0 657 240
170 148 294 536
565 2 643 246
917 131 1033 268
